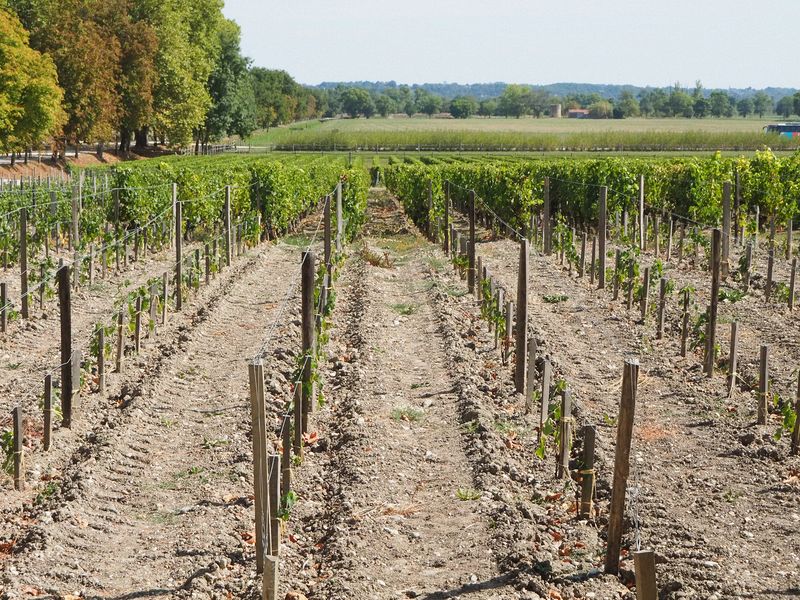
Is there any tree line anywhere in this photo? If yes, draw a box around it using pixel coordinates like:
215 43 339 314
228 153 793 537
0 1 328 158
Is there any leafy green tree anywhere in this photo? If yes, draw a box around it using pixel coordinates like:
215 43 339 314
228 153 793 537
498 84 528 118
668 84 693 117
374 94 396 117
196 19 255 147
736 97 754 118
340 87 373 118
776 95 795 118
449 96 477 119
414 89 442 117
478 99 497 117
693 96 709 118
588 100 613 119
0 7 64 152
615 91 640 118
752 92 773 118
794 92 800 120
709 90 734 117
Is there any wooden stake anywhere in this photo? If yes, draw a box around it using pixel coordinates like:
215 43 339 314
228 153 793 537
524 337 537 414
514 239 529 393
613 249 621 301
579 425 595 519
722 181 731 279
224 186 232 267
638 175 645 250
758 344 769 425
626 261 634 310
301 251 315 432
787 218 793 261
293 382 303 458
705 229 721 377
790 257 796 311
134 297 142 353
791 371 800 455
281 415 291 499
605 358 639 575
579 231 586 277
175 201 183 310
640 266 650 320
657 278 667 339
248 361 267 573
20 207 28 319
633 550 658 600
468 190 476 294
727 321 738 398
57 265 72 428
666 218 673 262
443 181 450 255
539 359 552 442
590 236 596 285
743 243 752 292
97 326 105 394
43 375 52 451
268 454 280 555
543 177 552 255
12 406 24 490
765 248 774 302
557 388 573 479
205 243 211 285
115 310 124 373
1 282 7 332
263 556 279 600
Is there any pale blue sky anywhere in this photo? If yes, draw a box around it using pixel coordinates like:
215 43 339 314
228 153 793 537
222 0 799 89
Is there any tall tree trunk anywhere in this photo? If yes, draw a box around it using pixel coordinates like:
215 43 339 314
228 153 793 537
135 127 149 148
120 129 131 154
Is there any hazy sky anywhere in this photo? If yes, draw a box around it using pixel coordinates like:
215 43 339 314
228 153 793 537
222 0 799 89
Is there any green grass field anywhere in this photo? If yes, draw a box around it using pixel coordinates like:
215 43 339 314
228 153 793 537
241 116 796 152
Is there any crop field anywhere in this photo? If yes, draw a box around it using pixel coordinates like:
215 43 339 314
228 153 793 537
246 116 799 152
1 150 799 600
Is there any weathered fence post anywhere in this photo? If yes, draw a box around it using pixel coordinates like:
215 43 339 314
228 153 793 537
790 258 797 311
20 207 28 319
58 264 73 428
598 187 607 288
43 374 52 451
705 229 721 377
97 326 105 394
1 282 6 332
514 239 529 393
722 181 731 279
640 266 650 320
727 321 738 397
557 389 573 479
115 310 124 373
758 345 769 425
743 243 752 292
248 360 268 574
13 406 24 490
301 251 315 433
633 550 658 600
638 175 645 251
468 191 476 294
336 180 343 253
543 177 552 255
224 185 233 267
605 358 639 575
175 200 183 310
579 425 596 519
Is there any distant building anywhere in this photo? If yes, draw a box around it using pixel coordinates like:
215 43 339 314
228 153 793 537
550 104 562 118
567 109 590 119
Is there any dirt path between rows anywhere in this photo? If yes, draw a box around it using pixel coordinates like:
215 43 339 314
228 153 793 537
282 190 520 600
1 231 314 598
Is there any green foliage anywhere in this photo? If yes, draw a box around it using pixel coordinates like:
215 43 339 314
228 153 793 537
0 429 13 475
773 394 798 442
543 294 568 304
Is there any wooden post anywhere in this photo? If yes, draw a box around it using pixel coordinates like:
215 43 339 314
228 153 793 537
281 415 291 498
494 288 503 350
605 358 639 575
653 212 660 257
657 278 667 339
680 290 689 357
443 181 450 255
678 223 685 264
743 243 752 292
640 266 650 320
71 184 79 250
134 297 142 353
727 321 738 397
787 218 793 261
557 389 573 479
579 425 595 519
598 187 607 289
626 261 634 311
301 251 315 433
706 229 721 377
248 361 267 573
293 382 303 457
543 177 552 255
263 556 279 600
666 218 673 262
514 239 529 393
539 359 552 442
426 179 433 239
791 372 800 455
43 374 52 451
224 186 232 267
722 181 731 279
734 171 741 244
589 236 596 286
638 175 645 250
324 195 332 271
579 231 586 277
790 258 796 311
633 550 658 600
336 181 343 253
20 207 28 319
268 454 280 555
57 264 72 428
503 300 513 365
524 337 537 414
468 190 476 294
765 248 774 302
758 345 769 425
175 201 183 310
613 249 621 301
115 310 124 373
97 326 105 394
0 282 5 333
12 406 24 490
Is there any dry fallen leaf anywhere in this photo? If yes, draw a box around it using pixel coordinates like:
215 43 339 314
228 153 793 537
241 531 255 544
